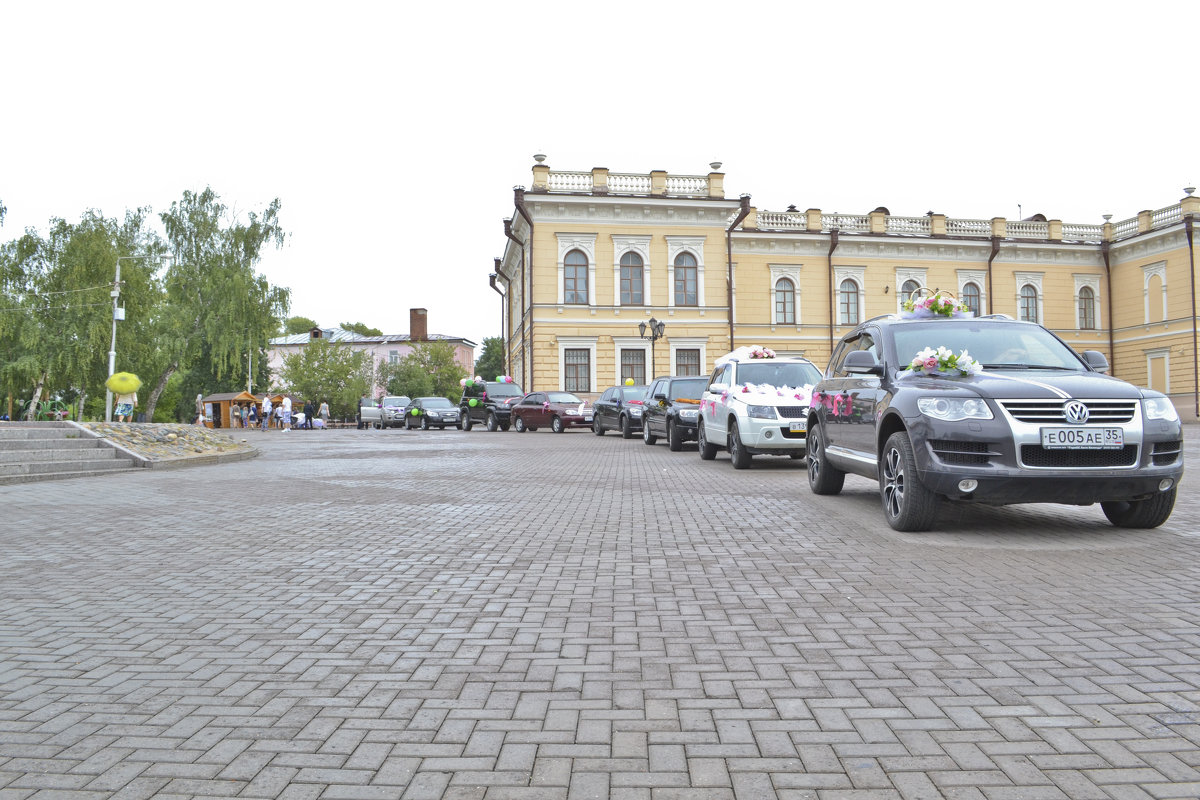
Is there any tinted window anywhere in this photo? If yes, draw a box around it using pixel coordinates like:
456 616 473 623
668 378 708 400
890 322 1084 370
547 392 582 404
486 383 523 398
620 386 645 400
736 361 822 387
420 397 454 408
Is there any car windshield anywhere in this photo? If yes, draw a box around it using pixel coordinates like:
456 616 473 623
891 322 1084 370
382 397 409 407
621 387 645 399
669 378 708 401
547 392 583 404
421 397 455 408
736 362 822 387
487 383 523 397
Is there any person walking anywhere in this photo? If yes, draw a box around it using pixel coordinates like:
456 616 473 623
281 395 292 432
318 400 330 430
115 390 137 423
248 403 258 428
357 393 369 430
303 399 315 430
261 394 272 431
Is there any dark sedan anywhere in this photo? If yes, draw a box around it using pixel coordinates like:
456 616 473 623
403 397 461 430
511 392 593 433
642 375 708 451
592 384 647 438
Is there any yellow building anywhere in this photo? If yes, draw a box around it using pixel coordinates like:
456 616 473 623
494 159 1200 418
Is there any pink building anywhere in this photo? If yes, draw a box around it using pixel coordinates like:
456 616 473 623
267 308 476 397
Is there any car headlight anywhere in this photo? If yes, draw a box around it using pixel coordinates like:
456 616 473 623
1143 396 1179 422
746 405 777 419
917 397 993 421
678 409 698 419
629 407 643 417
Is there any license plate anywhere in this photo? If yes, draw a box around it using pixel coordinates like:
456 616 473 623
789 421 806 433
582 414 593 421
1041 427 1124 449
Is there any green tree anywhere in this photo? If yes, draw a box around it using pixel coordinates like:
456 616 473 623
340 321 382 337
279 338 374 420
283 315 319 335
474 337 506 382
145 187 290 420
384 340 466 401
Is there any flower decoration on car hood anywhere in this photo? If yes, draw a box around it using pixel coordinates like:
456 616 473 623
901 290 972 319
903 346 982 376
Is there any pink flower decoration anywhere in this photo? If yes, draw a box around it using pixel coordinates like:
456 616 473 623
923 357 939 370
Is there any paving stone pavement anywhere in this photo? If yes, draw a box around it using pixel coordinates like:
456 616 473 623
1 424 1198 800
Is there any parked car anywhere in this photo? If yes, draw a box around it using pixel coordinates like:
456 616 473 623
371 395 412 428
592 384 647 438
806 314 1184 531
460 380 524 431
511 391 593 433
698 348 823 467
402 397 461 430
642 375 709 451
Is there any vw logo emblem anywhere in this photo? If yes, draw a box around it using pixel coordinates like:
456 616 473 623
1063 400 1090 424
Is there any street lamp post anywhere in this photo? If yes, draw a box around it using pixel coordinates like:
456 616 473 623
638 317 666 381
106 254 171 422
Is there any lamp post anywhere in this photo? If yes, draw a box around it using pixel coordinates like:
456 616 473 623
638 317 666 381
106 254 172 422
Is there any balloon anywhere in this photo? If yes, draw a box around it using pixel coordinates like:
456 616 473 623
465 379 474 387
474 375 482 383
459 378 467 387
106 372 142 394
469 398 478 407
624 378 634 386
496 376 504 382
411 408 420 415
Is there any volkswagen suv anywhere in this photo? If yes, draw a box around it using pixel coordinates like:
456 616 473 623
806 314 1184 531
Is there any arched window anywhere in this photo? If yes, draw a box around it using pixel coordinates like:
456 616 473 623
1019 284 1039 323
674 252 698 306
564 250 588 305
962 282 981 316
619 252 643 306
839 279 860 325
1078 286 1096 330
775 278 795 324
900 279 921 303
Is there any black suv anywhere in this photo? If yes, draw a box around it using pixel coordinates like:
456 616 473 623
642 375 708 451
592 384 646 438
460 380 524 431
807 314 1184 531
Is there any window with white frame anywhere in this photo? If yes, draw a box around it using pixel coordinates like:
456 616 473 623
962 282 982 316
564 250 588 305
839 278 860 325
620 252 644 306
620 349 646 385
1019 284 1039 323
775 278 795 324
1077 286 1096 329
564 349 591 392
675 349 701 376
674 252 698 306
388 350 399 364
1143 262 1167 323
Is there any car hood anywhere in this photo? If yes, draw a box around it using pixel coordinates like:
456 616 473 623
895 369 1142 400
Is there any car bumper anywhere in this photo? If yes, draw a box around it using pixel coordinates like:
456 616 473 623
672 414 700 440
736 414 809 453
423 414 460 425
561 414 594 428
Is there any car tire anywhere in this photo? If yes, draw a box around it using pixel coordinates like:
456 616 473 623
594 417 605 436
1101 488 1177 528
551 416 564 434
807 424 845 495
373 421 382 430
667 420 682 452
880 431 939 532
643 420 658 445
513 416 527 433
462 415 473 432
421 417 429 431
697 422 717 461
486 413 499 432
728 421 752 469
500 423 510 431
620 415 633 439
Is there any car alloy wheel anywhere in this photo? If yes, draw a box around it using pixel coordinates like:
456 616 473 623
667 420 682 452
643 420 657 445
421 417 429 430
486 413 499 432
698 422 717 460
620 415 633 439
513 416 526 433
551 416 564 434
462 415 473 431
880 431 939 532
728 421 752 469
806 424 845 495
594 417 605 436
1101 487 1177 528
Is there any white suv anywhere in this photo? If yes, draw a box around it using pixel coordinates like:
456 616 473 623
698 347 823 468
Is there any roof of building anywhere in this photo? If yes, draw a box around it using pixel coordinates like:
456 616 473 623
270 327 476 347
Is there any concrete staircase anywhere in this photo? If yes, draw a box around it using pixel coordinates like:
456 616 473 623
0 422 140 485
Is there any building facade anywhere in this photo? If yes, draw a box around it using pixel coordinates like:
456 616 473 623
494 160 1199 418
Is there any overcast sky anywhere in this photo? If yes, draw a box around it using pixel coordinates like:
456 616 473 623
2 1 1195 353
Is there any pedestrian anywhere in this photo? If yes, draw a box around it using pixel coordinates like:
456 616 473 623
261 394 272 431
240 403 249 428
318 399 330 430
248 403 257 428
115 390 137 423
281 395 292 432
303 399 315 430
357 393 369 429
194 393 204 425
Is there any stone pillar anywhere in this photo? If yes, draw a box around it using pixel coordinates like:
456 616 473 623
532 164 550 190
1048 219 1062 241
1180 195 1199 216
707 171 725 199
930 214 947 236
592 167 609 195
1138 210 1153 232
1102 221 1115 241
991 217 1007 238
651 170 667 196
806 208 823 232
743 207 758 230
869 210 886 234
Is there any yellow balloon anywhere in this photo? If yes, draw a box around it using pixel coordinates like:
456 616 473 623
624 378 634 386
105 372 142 394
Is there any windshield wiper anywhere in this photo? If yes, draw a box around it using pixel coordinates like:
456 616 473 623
982 363 1073 370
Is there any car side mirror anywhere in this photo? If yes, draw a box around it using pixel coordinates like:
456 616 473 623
843 350 883 375
1082 350 1110 373
654 393 667 401
708 382 727 393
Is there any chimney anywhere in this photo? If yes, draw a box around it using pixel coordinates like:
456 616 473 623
410 308 428 342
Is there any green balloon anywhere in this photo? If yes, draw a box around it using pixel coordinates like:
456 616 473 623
411 408 420 415
469 398 478 407
465 379 474 387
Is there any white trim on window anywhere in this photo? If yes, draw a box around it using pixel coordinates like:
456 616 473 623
768 264 802 327
1014 271 1044 324
1145 347 1170 394
666 236 705 307
957 269 987 315
557 336 597 392
1143 261 1167 324
612 336 651 385
556 233 597 306
834 266 866 325
668 337 708 377
1074 274 1101 330
895 268 927 313
612 235 652 308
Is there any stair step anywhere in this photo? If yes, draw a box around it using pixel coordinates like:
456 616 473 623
0 467 141 486
0 458 133 477
0 437 102 451
0 447 116 464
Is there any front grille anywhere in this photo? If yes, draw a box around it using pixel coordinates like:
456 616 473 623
1001 399 1137 424
779 428 806 439
775 405 808 420
930 439 991 466
1020 444 1138 468
1152 440 1183 466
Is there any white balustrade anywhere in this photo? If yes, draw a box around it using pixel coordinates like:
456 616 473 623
546 171 593 192
664 175 709 196
756 211 807 230
1006 220 1048 238
1114 217 1139 238
886 216 931 234
822 214 868 231
1152 204 1181 226
946 218 991 235
607 173 652 194
1061 224 1104 241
